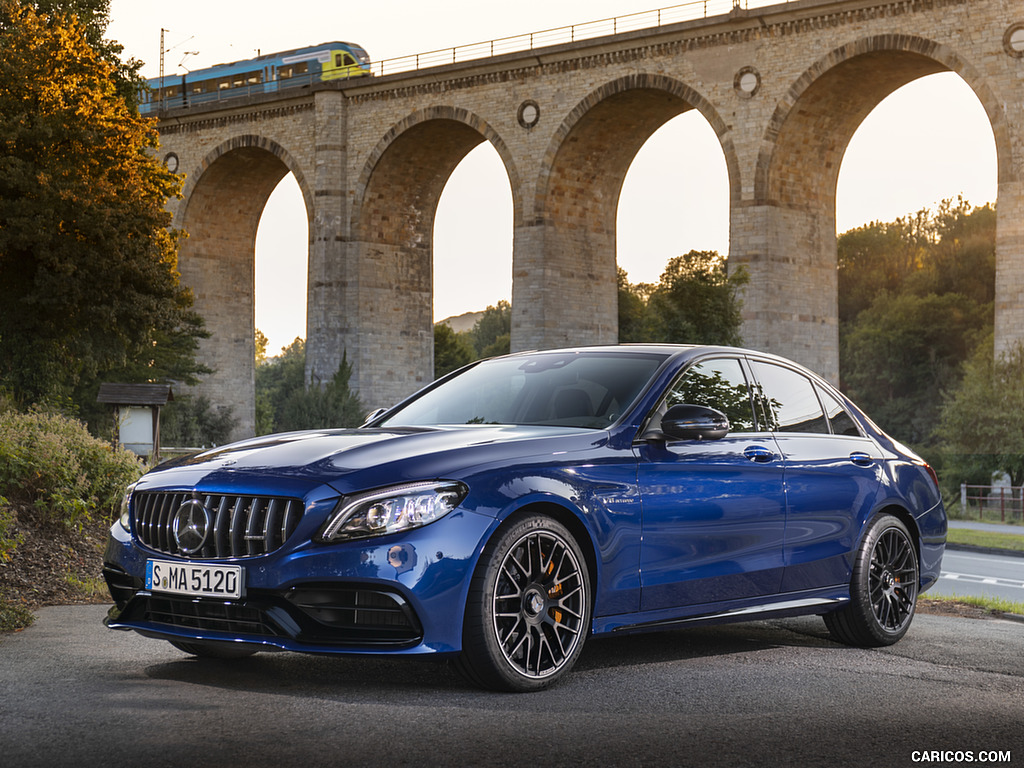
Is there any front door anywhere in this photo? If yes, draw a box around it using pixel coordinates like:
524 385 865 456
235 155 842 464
636 357 787 611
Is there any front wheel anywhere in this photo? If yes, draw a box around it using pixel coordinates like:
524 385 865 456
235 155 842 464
824 514 919 647
458 514 591 692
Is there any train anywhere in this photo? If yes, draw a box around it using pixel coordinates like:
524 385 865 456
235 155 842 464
139 41 371 114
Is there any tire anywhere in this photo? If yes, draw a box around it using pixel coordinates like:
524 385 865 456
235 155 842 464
824 514 919 647
169 640 259 659
457 514 591 692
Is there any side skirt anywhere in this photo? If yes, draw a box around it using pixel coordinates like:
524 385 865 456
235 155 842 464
594 590 849 637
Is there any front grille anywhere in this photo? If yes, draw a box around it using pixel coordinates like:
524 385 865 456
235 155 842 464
133 491 304 559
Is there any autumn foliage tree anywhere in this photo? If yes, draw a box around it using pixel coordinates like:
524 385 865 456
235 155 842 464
0 1 205 410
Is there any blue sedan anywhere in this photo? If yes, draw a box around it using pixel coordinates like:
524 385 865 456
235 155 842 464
103 345 946 691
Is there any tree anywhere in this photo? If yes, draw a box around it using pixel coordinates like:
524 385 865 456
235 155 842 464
841 291 989 447
0 2 198 409
255 338 306 435
838 199 995 325
617 267 649 343
278 354 364 432
28 0 145 107
255 339 364 434
434 323 475 378
160 395 236 449
937 339 1024 488
619 251 747 345
906 198 995 306
837 212 930 324
471 301 512 358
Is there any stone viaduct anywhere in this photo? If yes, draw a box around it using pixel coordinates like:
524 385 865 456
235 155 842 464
153 0 1024 440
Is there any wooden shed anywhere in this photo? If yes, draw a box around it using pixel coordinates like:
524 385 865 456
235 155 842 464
97 383 174 461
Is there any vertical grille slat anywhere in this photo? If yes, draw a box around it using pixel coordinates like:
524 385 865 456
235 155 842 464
263 499 281 554
214 496 230 558
245 497 266 556
133 491 304 560
282 500 298 545
230 497 246 556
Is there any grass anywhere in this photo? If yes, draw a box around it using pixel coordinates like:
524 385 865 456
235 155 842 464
921 592 1024 618
946 526 1024 553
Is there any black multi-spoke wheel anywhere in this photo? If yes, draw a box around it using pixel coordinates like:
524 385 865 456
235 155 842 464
824 514 919 647
458 514 590 691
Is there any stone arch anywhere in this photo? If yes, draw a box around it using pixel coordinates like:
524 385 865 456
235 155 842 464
177 135 312 440
755 35 1008 209
352 106 521 235
536 74 740 217
516 74 736 351
339 108 518 405
738 35 1007 382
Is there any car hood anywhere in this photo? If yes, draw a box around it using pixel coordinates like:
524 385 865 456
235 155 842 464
138 425 608 496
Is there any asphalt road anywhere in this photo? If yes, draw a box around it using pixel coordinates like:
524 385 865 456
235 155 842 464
935 550 1024 604
1 605 1022 768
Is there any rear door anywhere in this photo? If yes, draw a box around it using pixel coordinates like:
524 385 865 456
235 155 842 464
746 359 883 591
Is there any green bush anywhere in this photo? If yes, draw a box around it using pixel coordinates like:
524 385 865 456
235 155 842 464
0 409 143 529
0 496 18 563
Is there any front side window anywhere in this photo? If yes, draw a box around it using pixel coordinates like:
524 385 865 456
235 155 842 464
749 361 828 433
657 357 757 433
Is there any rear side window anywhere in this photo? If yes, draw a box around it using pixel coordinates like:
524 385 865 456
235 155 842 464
817 385 863 437
749 361 828 434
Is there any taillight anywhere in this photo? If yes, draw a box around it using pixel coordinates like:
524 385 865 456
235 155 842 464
921 461 940 490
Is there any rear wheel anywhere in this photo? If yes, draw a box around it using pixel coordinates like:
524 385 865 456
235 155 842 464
458 514 590 692
169 640 259 659
824 514 919 647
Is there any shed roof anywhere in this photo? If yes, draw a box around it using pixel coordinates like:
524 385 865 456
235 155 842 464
96 383 174 407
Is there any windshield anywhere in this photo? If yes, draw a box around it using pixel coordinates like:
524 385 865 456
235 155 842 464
379 351 667 429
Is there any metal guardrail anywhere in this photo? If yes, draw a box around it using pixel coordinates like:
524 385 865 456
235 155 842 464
371 0 791 77
148 0 794 113
961 483 1024 523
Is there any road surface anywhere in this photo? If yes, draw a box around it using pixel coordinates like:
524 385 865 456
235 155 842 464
1 604 1021 768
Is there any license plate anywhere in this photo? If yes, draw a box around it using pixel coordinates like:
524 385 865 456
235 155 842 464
146 560 243 599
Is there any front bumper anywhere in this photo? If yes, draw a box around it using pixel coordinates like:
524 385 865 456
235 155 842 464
102 508 496 657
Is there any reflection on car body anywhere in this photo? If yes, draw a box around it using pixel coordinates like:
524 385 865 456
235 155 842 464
103 345 946 691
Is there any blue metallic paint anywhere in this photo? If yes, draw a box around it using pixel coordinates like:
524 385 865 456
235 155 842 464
103 345 946 667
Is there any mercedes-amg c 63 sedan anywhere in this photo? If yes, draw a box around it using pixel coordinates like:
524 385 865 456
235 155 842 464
103 345 946 691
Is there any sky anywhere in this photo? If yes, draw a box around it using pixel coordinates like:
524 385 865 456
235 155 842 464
107 0 998 354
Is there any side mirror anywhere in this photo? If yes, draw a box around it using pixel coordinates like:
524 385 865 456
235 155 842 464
660 404 729 441
362 407 389 426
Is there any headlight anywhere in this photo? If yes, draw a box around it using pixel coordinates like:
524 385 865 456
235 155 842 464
118 482 137 532
320 481 468 543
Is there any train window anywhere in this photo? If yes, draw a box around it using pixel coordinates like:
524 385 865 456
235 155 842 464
344 54 356 65
280 62 309 79
335 53 343 67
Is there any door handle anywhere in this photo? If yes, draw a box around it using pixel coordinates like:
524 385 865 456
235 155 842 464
744 445 775 463
849 451 874 467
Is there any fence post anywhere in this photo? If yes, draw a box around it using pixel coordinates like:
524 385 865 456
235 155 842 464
961 482 967 513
